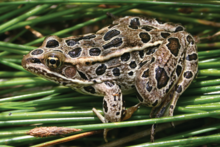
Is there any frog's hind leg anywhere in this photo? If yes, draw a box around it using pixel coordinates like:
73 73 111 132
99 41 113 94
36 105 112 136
135 32 197 142
167 34 198 118
151 34 198 141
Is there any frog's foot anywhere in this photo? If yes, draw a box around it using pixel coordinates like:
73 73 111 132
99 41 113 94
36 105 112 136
92 103 139 142
150 92 174 142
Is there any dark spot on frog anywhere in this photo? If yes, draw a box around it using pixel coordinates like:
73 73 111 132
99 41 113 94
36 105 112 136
187 35 194 44
46 39 59 48
161 32 170 38
150 57 155 63
139 50 144 58
129 61 137 69
54 50 63 53
142 69 149 78
96 64 107 75
104 81 114 87
114 96 116 101
139 32 151 43
141 26 154 31
166 38 181 56
129 18 140 29
155 66 169 89
184 71 193 79
170 105 174 109
176 85 182 93
80 34 96 40
66 39 79 46
31 49 43 55
158 106 167 117
121 52 130 61
128 71 133 76
89 48 101 56
116 112 120 115
112 67 120 76
102 38 122 49
84 86 95 94
186 53 197 61
103 100 108 112
176 65 182 77
152 100 158 107
104 29 120 41
78 71 88 80
68 47 82 58
175 26 184 32
146 82 152 92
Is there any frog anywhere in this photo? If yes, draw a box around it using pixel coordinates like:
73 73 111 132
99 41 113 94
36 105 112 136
21 16 198 142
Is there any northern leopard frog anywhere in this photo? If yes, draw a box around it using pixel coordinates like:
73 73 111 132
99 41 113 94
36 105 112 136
22 16 198 142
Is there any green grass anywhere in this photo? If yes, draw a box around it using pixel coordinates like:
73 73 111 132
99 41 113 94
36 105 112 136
1 1 220 146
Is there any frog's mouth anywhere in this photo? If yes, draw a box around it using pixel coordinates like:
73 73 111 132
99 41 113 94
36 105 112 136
21 54 97 86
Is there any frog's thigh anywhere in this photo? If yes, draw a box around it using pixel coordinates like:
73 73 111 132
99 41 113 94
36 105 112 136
168 36 198 116
135 59 170 108
93 82 125 123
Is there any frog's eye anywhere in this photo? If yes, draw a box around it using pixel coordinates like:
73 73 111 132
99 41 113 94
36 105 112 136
45 52 65 69
46 56 61 68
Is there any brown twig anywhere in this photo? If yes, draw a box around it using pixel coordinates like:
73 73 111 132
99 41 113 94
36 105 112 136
27 127 82 137
31 130 102 147
25 25 43 38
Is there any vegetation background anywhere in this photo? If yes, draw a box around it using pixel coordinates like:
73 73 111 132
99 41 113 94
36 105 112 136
1 1 220 147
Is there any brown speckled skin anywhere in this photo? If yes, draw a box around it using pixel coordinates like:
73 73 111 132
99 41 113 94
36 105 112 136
22 16 198 141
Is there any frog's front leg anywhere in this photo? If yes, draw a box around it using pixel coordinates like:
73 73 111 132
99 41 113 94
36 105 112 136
92 82 138 142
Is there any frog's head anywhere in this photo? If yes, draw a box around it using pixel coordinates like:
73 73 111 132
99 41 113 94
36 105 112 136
22 35 96 86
